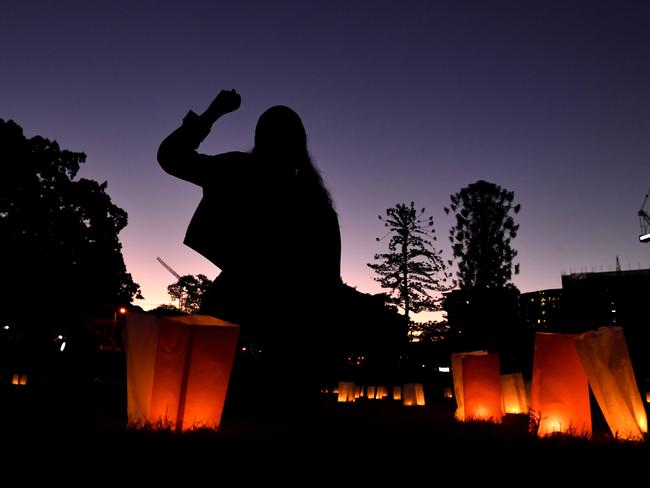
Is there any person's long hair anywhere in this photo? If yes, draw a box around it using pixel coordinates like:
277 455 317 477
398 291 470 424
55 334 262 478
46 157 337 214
252 105 334 210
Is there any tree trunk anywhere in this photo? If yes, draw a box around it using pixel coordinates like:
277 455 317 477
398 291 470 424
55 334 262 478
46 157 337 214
402 240 409 320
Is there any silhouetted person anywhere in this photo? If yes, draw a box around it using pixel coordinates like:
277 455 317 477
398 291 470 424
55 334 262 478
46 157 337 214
158 89 342 423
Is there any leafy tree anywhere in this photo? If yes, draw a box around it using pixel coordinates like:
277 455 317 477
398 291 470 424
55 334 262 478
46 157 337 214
0 119 142 331
368 202 450 322
443 181 524 359
445 180 521 290
167 274 212 313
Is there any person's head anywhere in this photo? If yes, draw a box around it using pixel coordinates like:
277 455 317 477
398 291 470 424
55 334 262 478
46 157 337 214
253 105 334 208
253 105 308 163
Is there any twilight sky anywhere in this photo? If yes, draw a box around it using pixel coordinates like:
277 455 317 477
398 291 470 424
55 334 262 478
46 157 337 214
2 0 649 318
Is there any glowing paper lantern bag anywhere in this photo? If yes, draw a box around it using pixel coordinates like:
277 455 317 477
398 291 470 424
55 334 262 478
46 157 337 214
501 373 528 415
125 313 239 431
462 354 503 422
574 326 647 440
530 332 591 437
337 381 356 403
450 351 487 420
402 383 425 406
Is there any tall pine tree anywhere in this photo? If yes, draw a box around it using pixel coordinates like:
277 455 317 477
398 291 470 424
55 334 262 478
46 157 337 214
368 202 450 322
445 180 521 290
443 180 523 355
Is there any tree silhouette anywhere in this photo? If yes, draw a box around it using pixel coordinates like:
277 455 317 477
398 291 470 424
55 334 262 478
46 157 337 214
0 119 141 333
368 202 450 324
167 274 212 313
445 180 521 290
443 181 524 357
148 304 187 316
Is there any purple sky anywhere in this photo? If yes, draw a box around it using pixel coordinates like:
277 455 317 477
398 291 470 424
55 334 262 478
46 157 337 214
2 1 649 318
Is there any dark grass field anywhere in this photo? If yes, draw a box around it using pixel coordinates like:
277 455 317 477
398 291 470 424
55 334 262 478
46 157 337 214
3 380 648 479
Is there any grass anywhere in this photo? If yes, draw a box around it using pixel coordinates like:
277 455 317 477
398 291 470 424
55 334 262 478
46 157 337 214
2 383 648 477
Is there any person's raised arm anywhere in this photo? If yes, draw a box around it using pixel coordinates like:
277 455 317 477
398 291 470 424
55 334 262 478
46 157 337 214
157 89 242 186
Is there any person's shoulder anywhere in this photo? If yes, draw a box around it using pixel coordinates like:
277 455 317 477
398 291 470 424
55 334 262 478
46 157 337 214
209 151 251 172
201 151 251 187
215 151 251 163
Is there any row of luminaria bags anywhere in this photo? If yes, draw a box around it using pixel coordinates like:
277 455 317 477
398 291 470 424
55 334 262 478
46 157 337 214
454 327 648 440
124 313 647 440
335 382 426 406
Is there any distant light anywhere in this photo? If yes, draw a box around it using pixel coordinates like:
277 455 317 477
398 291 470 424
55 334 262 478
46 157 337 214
119 307 127 314
640 233 650 243
3 325 9 330
57 335 63 340
438 366 450 373
60 341 66 352
421 364 426 368
611 309 617 314
241 346 247 352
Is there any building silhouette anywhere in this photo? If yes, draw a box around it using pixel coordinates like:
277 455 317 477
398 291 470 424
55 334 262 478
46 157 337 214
560 269 650 330
443 268 650 382
520 288 562 330
561 269 650 381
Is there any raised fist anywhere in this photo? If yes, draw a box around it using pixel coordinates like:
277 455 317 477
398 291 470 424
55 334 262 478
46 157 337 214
206 89 241 118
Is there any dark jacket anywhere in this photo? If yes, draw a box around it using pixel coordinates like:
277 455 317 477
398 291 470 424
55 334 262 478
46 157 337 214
157 110 342 301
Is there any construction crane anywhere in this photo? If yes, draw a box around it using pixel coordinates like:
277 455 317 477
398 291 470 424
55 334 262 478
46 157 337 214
639 188 650 243
156 256 184 310
156 256 181 279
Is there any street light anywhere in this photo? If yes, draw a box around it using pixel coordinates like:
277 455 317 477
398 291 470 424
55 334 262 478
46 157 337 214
113 306 127 323
109 306 128 351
